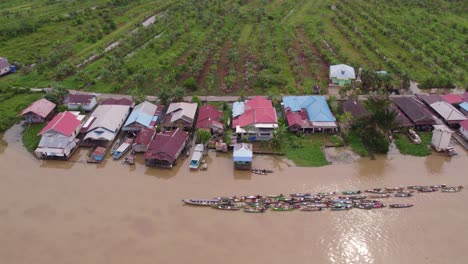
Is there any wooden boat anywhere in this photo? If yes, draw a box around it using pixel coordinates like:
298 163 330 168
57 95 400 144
418 187 438 193
385 187 405 192
365 189 389 194
122 151 136 165
342 190 361 195
347 195 367 200
300 207 322 212
407 186 424 190
251 169 273 175
316 191 336 196
189 144 204 169
87 146 108 163
270 206 295 211
266 194 285 199
430 184 446 189
394 192 413 197
182 199 219 206
441 186 463 193
357 204 374 210
244 207 266 213
330 205 352 211
389 204 413 208
111 137 133 160
368 194 391 199
290 193 310 197
210 204 240 210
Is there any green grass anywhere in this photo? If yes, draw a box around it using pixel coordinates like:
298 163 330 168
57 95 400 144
0 93 44 132
283 134 329 167
394 132 432 157
22 123 46 152
344 130 369 157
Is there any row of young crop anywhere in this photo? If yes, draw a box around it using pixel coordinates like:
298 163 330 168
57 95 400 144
339 0 466 85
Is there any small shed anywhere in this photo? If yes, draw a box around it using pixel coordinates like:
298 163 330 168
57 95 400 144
19 98 56 123
431 125 453 152
329 64 355 86
233 143 253 170
459 120 468 141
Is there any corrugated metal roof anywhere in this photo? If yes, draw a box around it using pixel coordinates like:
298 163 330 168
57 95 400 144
19 98 56 118
392 97 435 126
441 94 464 105
166 102 197 123
342 100 368 118
283 96 336 122
429 101 466 123
233 143 253 161
124 101 158 128
460 120 468 130
144 128 189 163
39 111 81 136
84 104 130 141
330 64 355 79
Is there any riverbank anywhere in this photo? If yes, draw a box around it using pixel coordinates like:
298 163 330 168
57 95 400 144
0 124 467 264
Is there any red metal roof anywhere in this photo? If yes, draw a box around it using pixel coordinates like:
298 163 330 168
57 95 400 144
441 94 463 104
285 108 312 128
134 127 156 146
38 111 81 136
66 94 94 104
463 92 468 103
460 120 468 130
144 128 189 163
196 104 223 129
232 96 277 128
19 98 56 118
101 98 133 106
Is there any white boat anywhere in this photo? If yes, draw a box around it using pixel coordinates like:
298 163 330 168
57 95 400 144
112 137 133 160
189 144 204 169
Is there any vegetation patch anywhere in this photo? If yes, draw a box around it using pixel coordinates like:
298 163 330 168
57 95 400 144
22 123 46 152
0 92 44 132
344 130 368 157
283 134 329 167
394 132 432 157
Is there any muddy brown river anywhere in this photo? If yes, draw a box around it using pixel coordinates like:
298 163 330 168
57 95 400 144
0 124 467 264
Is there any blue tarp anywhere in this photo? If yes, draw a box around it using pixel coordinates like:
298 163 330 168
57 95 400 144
283 96 336 122
232 101 245 118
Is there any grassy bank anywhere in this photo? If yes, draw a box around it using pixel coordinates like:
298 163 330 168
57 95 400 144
394 132 431 156
283 134 329 167
344 131 368 157
0 93 44 132
22 124 45 152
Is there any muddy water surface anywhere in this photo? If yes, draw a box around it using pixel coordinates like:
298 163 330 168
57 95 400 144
0 125 467 264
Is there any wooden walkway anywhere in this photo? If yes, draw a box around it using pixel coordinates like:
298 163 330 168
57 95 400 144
453 133 468 151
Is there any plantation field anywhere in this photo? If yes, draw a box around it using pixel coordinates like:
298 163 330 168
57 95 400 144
1 0 466 95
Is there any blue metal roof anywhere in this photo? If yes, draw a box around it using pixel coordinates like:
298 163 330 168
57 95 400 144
124 101 157 128
283 96 336 122
460 102 468 111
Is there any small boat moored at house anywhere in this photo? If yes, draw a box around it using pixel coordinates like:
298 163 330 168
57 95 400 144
342 190 361 195
112 137 133 160
189 144 204 169
87 146 108 163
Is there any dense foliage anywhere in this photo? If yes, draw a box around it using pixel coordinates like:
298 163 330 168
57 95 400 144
0 0 466 94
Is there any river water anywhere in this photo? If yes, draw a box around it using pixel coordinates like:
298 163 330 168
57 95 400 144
0 124 467 264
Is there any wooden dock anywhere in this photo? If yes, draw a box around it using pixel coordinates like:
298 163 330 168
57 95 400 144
453 133 468 151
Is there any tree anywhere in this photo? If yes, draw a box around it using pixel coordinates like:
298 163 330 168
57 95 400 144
130 87 146 104
198 129 211 144
44 87 69 105
157 86 172 106
354 95 397 154
172 86 185 102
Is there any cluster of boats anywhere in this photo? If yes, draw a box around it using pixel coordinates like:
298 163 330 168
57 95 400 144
182 184 463 213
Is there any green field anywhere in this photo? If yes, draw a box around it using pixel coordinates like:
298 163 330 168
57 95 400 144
1 0 466 95
394 132 432 156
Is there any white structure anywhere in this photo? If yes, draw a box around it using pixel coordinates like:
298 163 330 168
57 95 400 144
460 120 468 141
329 64 355 86
83 104 131 143
65 94 98 112
431 125 453 152
34 111 84 159
428 101 466 125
